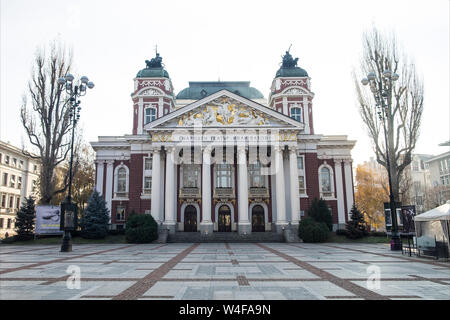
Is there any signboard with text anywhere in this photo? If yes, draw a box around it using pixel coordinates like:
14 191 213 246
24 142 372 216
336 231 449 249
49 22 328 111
35 205 63 235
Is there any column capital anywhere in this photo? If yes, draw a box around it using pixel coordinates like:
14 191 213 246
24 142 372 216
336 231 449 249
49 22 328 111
95 160 105 165
343 159 353 165
105 160 114 166
237 145 247 154
273 145 284 153
165 146 175 153
288 146 298 153
203 146 213 154
151 147 161 154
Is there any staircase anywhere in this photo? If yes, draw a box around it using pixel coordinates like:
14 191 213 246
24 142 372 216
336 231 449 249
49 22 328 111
167 231 285 243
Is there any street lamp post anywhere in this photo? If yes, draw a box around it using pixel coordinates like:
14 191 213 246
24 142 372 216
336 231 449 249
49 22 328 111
361 70 402 251
57 74 94 252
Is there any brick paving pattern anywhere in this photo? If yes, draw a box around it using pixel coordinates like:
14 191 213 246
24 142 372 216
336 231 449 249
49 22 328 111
0 242 449 300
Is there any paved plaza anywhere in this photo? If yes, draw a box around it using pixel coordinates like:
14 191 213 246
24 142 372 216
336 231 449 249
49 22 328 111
0 242 449 300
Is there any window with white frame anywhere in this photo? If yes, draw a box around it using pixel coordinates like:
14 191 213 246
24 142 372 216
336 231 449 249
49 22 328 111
16 196 20 209
145 106 157 124
5 155 9 165
1 194 5 207
10 175 15 188
319 166 334 197
9 195 14 209
17 177 22 190
249 161 266 188
117 167 127 193
116 206 126 221
297 155 306 194
144 176 152 190
290 106 303 122
2 173 7 186
183 164 199 188
216 164 232 188
144 157 152 170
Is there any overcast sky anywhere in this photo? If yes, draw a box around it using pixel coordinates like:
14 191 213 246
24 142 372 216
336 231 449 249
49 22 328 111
1 0 449 167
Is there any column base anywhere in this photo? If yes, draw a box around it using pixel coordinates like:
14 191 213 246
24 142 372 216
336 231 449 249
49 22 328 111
164 222 177 234
200 223 214 235
275 222 289 234
238 222 251 235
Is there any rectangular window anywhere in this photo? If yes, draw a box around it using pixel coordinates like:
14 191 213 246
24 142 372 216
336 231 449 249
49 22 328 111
17 177 22 190
7 219 11 229
2 173 7 186
5 155 9 165
116 206 125 221
10 175 15 188
9 196 14 209
1 194 5 207
183 164 199 188
249 162 265 188
16 197 20 210
19 160 24 169
144 157 152 170
144 176 152 190
12 158 17 167
216 164 232 188
297 157 304 170
299 176 305 192
0 218 3 228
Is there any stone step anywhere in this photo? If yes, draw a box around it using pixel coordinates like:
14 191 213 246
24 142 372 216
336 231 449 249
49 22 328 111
167 232 285 243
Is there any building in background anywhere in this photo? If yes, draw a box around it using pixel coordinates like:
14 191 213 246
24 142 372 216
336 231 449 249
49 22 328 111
425 141 450 206
407 154 434 213
0 140 40 239
91 50 356 234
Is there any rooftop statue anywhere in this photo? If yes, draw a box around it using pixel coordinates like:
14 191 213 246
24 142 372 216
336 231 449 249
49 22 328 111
145 52 163 68
281 47 299 68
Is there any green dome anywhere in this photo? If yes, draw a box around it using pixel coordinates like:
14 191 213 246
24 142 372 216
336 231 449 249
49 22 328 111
275 66 308 78
176 81 264 100
136 67 170 78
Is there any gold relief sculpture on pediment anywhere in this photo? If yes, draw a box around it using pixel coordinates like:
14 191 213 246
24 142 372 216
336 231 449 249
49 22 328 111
176 96 270 127
151 132 173 142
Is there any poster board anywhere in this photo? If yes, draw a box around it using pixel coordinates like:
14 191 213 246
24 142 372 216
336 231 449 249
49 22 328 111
35 205 64 235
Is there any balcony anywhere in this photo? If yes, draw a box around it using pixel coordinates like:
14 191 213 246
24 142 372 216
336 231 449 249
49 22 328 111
249 187 269 198
179 187 201 198
214 187 235 199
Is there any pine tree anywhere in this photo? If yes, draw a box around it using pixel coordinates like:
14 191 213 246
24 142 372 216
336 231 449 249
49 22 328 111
307 198 333 231
15 196 36 240
80 190 110 239
345 204 369 239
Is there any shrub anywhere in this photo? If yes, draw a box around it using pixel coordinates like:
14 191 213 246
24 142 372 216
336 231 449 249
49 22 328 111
336 229 349 236
345 204 369 239
307 198 333 231
125 214 158 243
80 190 110 239
15 196 36 241
298 218 330 243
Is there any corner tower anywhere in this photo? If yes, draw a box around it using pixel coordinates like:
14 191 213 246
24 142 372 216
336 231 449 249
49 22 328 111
131 52 175 135
268 49 315 134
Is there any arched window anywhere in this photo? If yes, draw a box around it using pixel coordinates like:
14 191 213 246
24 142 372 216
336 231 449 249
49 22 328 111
290 106 303 122
117 168 127 192
145 107 157 124
319 165 334 198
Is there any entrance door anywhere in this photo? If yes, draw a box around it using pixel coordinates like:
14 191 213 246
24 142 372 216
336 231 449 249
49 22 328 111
184 205 197 232
252 205 265 232
218 205 231 232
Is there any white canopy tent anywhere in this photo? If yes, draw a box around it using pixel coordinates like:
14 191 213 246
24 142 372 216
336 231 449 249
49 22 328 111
414 200 450 258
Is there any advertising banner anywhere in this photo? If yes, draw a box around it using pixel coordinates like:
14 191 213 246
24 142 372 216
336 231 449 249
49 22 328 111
35 205 64 235
400 205 416 234
384 202 402 233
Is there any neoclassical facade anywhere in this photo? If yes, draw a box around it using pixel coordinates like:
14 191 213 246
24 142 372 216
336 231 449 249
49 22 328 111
91 51 356 234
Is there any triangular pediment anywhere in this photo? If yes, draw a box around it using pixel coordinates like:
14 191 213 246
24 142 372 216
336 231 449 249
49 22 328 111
145 90 304 130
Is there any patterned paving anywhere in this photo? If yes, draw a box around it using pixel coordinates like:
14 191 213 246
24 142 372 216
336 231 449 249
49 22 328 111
0 243 449 300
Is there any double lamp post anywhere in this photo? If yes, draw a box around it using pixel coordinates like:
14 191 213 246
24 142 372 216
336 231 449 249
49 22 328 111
57 74 94 252
361 69 402 251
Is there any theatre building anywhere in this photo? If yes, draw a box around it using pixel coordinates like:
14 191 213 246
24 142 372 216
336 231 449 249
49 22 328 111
91 51 356 235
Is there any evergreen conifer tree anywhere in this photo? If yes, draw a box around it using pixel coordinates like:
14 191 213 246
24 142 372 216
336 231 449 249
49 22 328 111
80 190 110 239
345 204 369 239
15 196 36 240
307 198 333 231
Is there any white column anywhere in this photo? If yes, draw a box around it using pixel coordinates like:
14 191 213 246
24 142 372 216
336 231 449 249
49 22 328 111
237 145 250 234
201 147 213 234
137 98 143 134
289 147 300 225
95 160 104 195
150 149 162 223
303 96 310 134
334 159 346 227
105 160 114 223
344 160 354 219
158 97 163 118
274 146 287 232
164 147 176 233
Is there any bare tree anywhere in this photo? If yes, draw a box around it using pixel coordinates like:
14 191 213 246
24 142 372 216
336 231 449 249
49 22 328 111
354 27 424 202
20 40 75 204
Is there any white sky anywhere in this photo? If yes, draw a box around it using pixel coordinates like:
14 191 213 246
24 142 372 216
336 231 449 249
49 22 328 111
1 0 449 167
